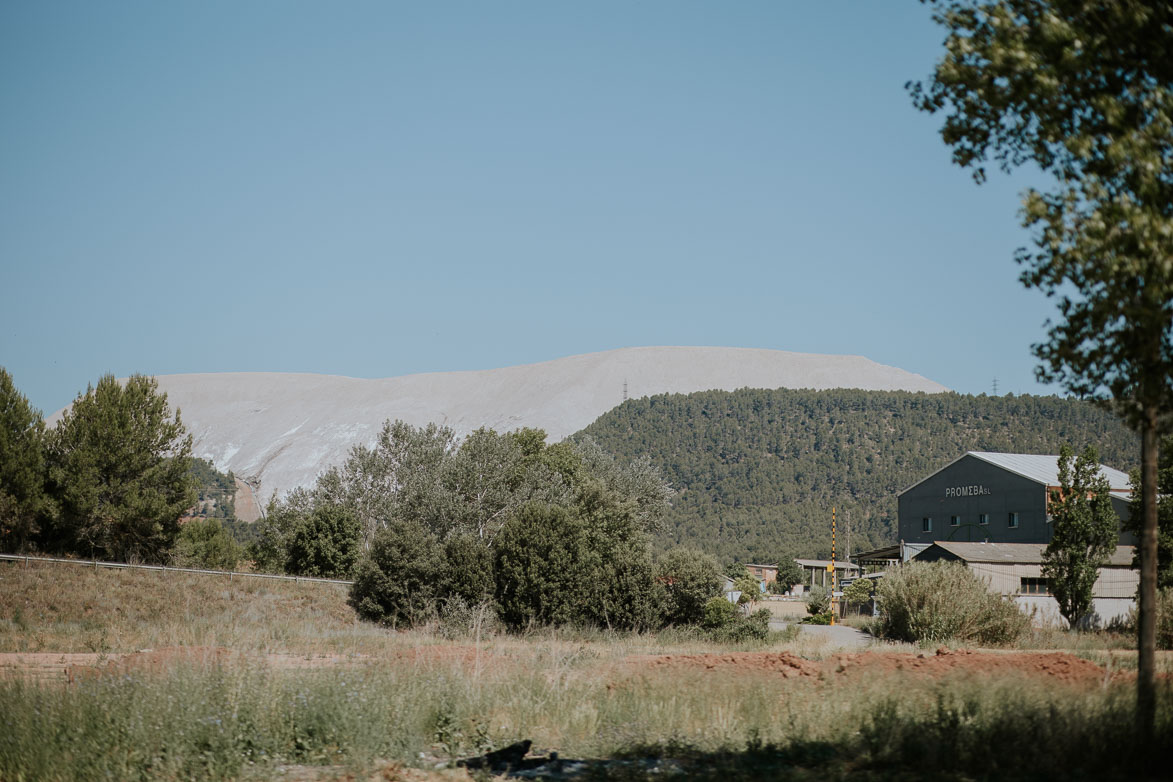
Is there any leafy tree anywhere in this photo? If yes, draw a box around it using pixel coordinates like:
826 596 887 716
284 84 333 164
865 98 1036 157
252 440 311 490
1125 436 1173 590
773 556 804 593
249 489 314 573
348 519 445 626
842 578 875 610
286 504 362 578
733 575 761 606
442 533 495 606
657 547 724 625
46 374 195 562
172 517 241 571
0 368 52 551
911 0 1173 733
1042 445 1119 629
494 502 596 629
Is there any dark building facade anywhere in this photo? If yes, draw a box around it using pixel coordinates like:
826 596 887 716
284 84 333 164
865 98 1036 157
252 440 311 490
897 452 1134 546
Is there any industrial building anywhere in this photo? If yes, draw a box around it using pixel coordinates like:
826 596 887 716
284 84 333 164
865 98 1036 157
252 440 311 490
913 541 1138 627
897 452 1135 546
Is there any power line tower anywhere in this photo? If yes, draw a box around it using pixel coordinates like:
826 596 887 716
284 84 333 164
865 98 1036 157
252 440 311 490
623 379 628 402
992 377 999 396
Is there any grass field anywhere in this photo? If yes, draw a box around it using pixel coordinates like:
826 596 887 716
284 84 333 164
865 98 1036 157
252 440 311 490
2 560 1171 781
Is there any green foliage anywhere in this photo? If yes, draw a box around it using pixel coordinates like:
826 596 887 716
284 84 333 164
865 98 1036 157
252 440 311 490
773 556 804 592
700 597 769 641
733 575 760 605
171 517 242 571
701 595 738 630
804 584 830 616
348 519 445 626
1125 436 1173 589
1043 444 1119 629
187 457 236 520
842 578 875 608
494 502 662 631
656 547 724 625
46 374 196 563
877 561 1030 646
580 388 1137 563
442 533 495 606
286 504 362 578
911 0 1173 731
271 421 672 631
0 367 52 552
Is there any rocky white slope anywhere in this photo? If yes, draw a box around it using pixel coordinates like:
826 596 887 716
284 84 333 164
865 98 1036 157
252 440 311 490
57 347 949 509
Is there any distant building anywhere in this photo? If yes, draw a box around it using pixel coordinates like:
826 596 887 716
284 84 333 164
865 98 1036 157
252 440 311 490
795 558 860 591
745 563 777 584
898 452 1134 546
913 541 1138 627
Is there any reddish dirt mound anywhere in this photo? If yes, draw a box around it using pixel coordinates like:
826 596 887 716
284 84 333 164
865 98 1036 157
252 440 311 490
633 647 1116 687
636 652 821 678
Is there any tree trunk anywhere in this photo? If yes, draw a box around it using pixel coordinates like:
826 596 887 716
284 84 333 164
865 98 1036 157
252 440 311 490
1137 410 1159 742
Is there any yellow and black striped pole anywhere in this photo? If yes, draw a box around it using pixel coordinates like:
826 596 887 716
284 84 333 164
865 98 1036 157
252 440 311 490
830 506 837 625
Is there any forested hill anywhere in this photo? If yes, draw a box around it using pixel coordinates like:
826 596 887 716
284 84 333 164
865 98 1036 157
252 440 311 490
577 389 1138 564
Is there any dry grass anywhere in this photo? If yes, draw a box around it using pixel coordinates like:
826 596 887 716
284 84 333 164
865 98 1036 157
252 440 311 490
3 560 1173 781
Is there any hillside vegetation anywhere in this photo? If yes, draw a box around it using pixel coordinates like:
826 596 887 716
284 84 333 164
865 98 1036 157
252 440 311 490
578 389 1138 563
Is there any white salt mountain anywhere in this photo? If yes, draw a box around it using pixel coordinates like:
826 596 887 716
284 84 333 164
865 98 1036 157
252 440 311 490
84 347 950 514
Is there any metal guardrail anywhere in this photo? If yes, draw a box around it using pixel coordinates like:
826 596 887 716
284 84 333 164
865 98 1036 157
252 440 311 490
0 553 354 586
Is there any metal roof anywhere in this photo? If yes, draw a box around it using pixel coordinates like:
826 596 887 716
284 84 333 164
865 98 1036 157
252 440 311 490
916 541 1136 568
899 451 1132 495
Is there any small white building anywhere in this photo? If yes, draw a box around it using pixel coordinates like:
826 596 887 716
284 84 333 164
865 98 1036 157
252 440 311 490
913 541 1137 627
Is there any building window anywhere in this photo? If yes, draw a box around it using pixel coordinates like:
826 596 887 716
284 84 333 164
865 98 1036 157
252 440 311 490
950 515 960 527
922 517 932 532
1020 577 1050 595
979 514 989 525
1008 512 1019 529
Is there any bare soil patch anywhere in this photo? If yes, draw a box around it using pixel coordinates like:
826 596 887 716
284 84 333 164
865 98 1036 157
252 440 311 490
629 646 1120 687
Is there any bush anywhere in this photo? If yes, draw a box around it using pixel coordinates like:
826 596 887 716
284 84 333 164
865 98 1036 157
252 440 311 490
701 597 770 642
286 504 362 578
657 547 724 625
877 561 1030 645
702 595 739 630
348 520 445 626
442 533 495 606
805 584 830 615
494 502 662 631
171 518 241 571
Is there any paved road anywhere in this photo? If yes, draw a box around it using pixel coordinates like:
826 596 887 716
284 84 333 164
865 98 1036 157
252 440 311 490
770 619 873 649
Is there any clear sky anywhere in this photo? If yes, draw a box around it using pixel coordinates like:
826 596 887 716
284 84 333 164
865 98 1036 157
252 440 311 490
2 1 1061 416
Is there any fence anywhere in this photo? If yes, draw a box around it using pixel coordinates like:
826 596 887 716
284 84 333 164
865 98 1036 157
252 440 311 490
0 553 354 586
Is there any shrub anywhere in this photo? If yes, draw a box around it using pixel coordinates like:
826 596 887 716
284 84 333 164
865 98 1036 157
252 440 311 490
843 578 875 609
805 584 830 615
171 518 241 571
877 561 1030 645
701 597 770 641
287 504 362 578
348 519 445 626
656 547 724 625
702 595 739 630
494 502 662 631
442 533 495 606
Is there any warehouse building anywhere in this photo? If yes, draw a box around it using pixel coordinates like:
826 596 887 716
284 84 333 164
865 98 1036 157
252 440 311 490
913 541 1138 627
898 452 1135 546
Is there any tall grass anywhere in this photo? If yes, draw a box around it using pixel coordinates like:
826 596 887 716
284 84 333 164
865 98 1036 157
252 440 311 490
2 656 1169 781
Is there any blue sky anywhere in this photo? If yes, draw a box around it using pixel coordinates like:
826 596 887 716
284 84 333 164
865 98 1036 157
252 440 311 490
2 1 1057 416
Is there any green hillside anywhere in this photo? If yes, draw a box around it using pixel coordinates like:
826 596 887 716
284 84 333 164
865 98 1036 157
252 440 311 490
577 389 1138 564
